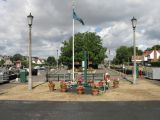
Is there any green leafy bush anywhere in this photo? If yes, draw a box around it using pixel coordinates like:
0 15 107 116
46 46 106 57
150 62 160 67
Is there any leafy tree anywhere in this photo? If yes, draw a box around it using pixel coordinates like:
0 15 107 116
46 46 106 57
145 48 152 51
47 56 57 66
113 46 143 64
112 57 120 65
0 59 5 66
128 46 143 56
12 54 25 62
21 60 29 68
115 46 130 64
152 45 160 50
145 45 160 51
59 32 107 66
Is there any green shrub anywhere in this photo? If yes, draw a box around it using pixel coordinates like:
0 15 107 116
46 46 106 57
150 62 160 67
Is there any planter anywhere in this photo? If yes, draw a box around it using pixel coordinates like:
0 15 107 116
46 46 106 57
76 86 85 94
77 89 84 94
98 81 104 87
60 88 67 92
77 81 82 85
113 80 119 88
88 80 94 86
60 81 67 92
92 89 99 95
48 81 55 92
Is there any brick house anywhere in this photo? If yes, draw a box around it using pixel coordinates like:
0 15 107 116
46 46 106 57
143 49 160 62
32 57 45 65
132 49 160 65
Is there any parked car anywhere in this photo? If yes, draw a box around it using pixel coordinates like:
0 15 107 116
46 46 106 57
8 71 17 80
22 68 38 76
39 66 46 70
32 69 38 76
0 67 18 83
0 69 9 83
146 63 151 67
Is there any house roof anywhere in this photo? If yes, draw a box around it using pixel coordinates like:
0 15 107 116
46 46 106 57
143 50 153 56
4 59 13 65
143 50 160 56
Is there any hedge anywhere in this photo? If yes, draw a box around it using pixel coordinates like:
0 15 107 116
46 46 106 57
150 62 160 67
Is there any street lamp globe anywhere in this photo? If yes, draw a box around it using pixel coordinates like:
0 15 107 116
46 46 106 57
131 16 137 29
27 13 34 27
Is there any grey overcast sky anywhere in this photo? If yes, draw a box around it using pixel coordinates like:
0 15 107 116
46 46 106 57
0 0 160 59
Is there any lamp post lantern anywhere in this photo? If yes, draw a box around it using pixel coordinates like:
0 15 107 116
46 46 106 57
27 13 33 90
131 16 137 84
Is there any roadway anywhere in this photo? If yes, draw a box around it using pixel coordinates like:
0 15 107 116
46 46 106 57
0 100 159 120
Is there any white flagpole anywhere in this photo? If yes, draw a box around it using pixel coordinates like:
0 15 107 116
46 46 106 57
108 49 110 69
72 0 75 81
72 18 75 81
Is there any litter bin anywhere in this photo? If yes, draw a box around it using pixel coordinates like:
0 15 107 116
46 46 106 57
136 65 139 78
19 69 27 83
32 69 38 76
132 65 139 78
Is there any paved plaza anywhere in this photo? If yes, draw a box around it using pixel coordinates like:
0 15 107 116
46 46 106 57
0 68 160 101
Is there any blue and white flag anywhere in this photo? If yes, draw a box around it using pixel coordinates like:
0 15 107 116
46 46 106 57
73 9 85 25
